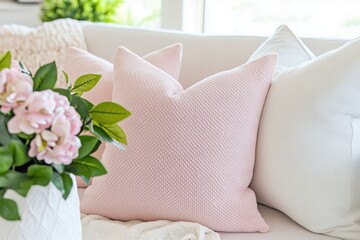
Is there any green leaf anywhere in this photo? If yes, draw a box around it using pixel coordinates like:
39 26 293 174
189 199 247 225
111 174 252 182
88 122 126 150
0 171 24 188
1 172 33 197
72 74 101 95
19 62 31 76
0 51 11 71
52 163 64 174
80 97 94 111
8 140 30 167
0 146 13 175
27 165 53 186
90 102 131 124
51 171 64 195
77 136 100 160
71 95 92 120
11 179 33 197
63 71 69 85
98 122 127 145
0 198 21 221
61 173 73 200
66 156 106 178
0 113 11 146
90 124 113 143
16 132 35 141
33 61 57 91
53 88 71 102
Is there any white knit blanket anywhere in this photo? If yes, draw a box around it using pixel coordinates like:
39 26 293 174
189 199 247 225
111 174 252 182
81 214 220 240
0 19 87 87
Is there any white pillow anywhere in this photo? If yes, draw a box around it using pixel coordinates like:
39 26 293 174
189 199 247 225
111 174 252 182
252 36 360 240
247 25 315 75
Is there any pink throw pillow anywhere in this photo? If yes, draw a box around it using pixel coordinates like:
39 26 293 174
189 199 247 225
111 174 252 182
63 44 183 187
81 47 277 232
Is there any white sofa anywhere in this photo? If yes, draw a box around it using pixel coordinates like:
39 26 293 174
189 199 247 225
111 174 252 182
77 21 348 240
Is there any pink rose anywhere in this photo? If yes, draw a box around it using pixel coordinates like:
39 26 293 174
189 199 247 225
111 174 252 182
8 88 83 164
64 106 82 136
51 110 71 139
28 130 58 158
7 90 82 136
29 130 81 165
7 90 57 134
0 67 33 113
53 92 70 109
51 107 81 138
52 105 82 137
52 136 81 165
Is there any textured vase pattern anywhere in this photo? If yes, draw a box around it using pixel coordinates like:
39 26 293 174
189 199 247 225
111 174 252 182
0 175 81 240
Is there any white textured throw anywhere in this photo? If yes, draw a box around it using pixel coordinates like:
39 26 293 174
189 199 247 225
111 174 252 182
81 214 220 240
0 19 87 87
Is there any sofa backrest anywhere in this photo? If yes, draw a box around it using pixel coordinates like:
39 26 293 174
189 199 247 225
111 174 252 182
81 21 348 89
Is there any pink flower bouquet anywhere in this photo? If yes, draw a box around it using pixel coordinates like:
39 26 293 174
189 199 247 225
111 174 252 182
0 51 130 221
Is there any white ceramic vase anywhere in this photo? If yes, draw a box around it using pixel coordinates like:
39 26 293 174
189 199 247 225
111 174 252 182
0 174 82 240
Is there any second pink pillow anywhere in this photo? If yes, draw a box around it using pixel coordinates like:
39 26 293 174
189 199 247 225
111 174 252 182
63 44 183 187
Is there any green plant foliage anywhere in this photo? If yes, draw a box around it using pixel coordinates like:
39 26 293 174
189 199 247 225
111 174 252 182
90 102 131 124
76 136 100 160
72 74 101 96
0 51 11 71
33 62 57 91
40 0 124 23
96 122 127 145
65 156 107 179
0 198 21 221
0 113 11 146
8 140 30 167
0 147 12 175
71 95 93 122
27 165 53 186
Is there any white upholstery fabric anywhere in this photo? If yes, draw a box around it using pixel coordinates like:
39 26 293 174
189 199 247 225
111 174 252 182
80 22 347 89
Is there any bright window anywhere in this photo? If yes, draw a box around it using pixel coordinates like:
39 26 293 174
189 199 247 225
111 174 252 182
203 0 360 38
117 0 161 29
113 0 360 38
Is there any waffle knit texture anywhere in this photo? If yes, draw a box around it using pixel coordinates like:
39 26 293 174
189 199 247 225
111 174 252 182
0 19 87 87
81 47 277 232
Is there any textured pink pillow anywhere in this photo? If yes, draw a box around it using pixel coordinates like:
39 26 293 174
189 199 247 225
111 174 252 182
63 44 183 187
63 43 183 105
81 47 277 232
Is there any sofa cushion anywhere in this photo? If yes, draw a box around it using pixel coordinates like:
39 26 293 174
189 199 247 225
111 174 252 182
80 46 277 232
63 43 183 106
63 44 183 187
247 25 315 75
0 19 87 88
252 37 360 239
